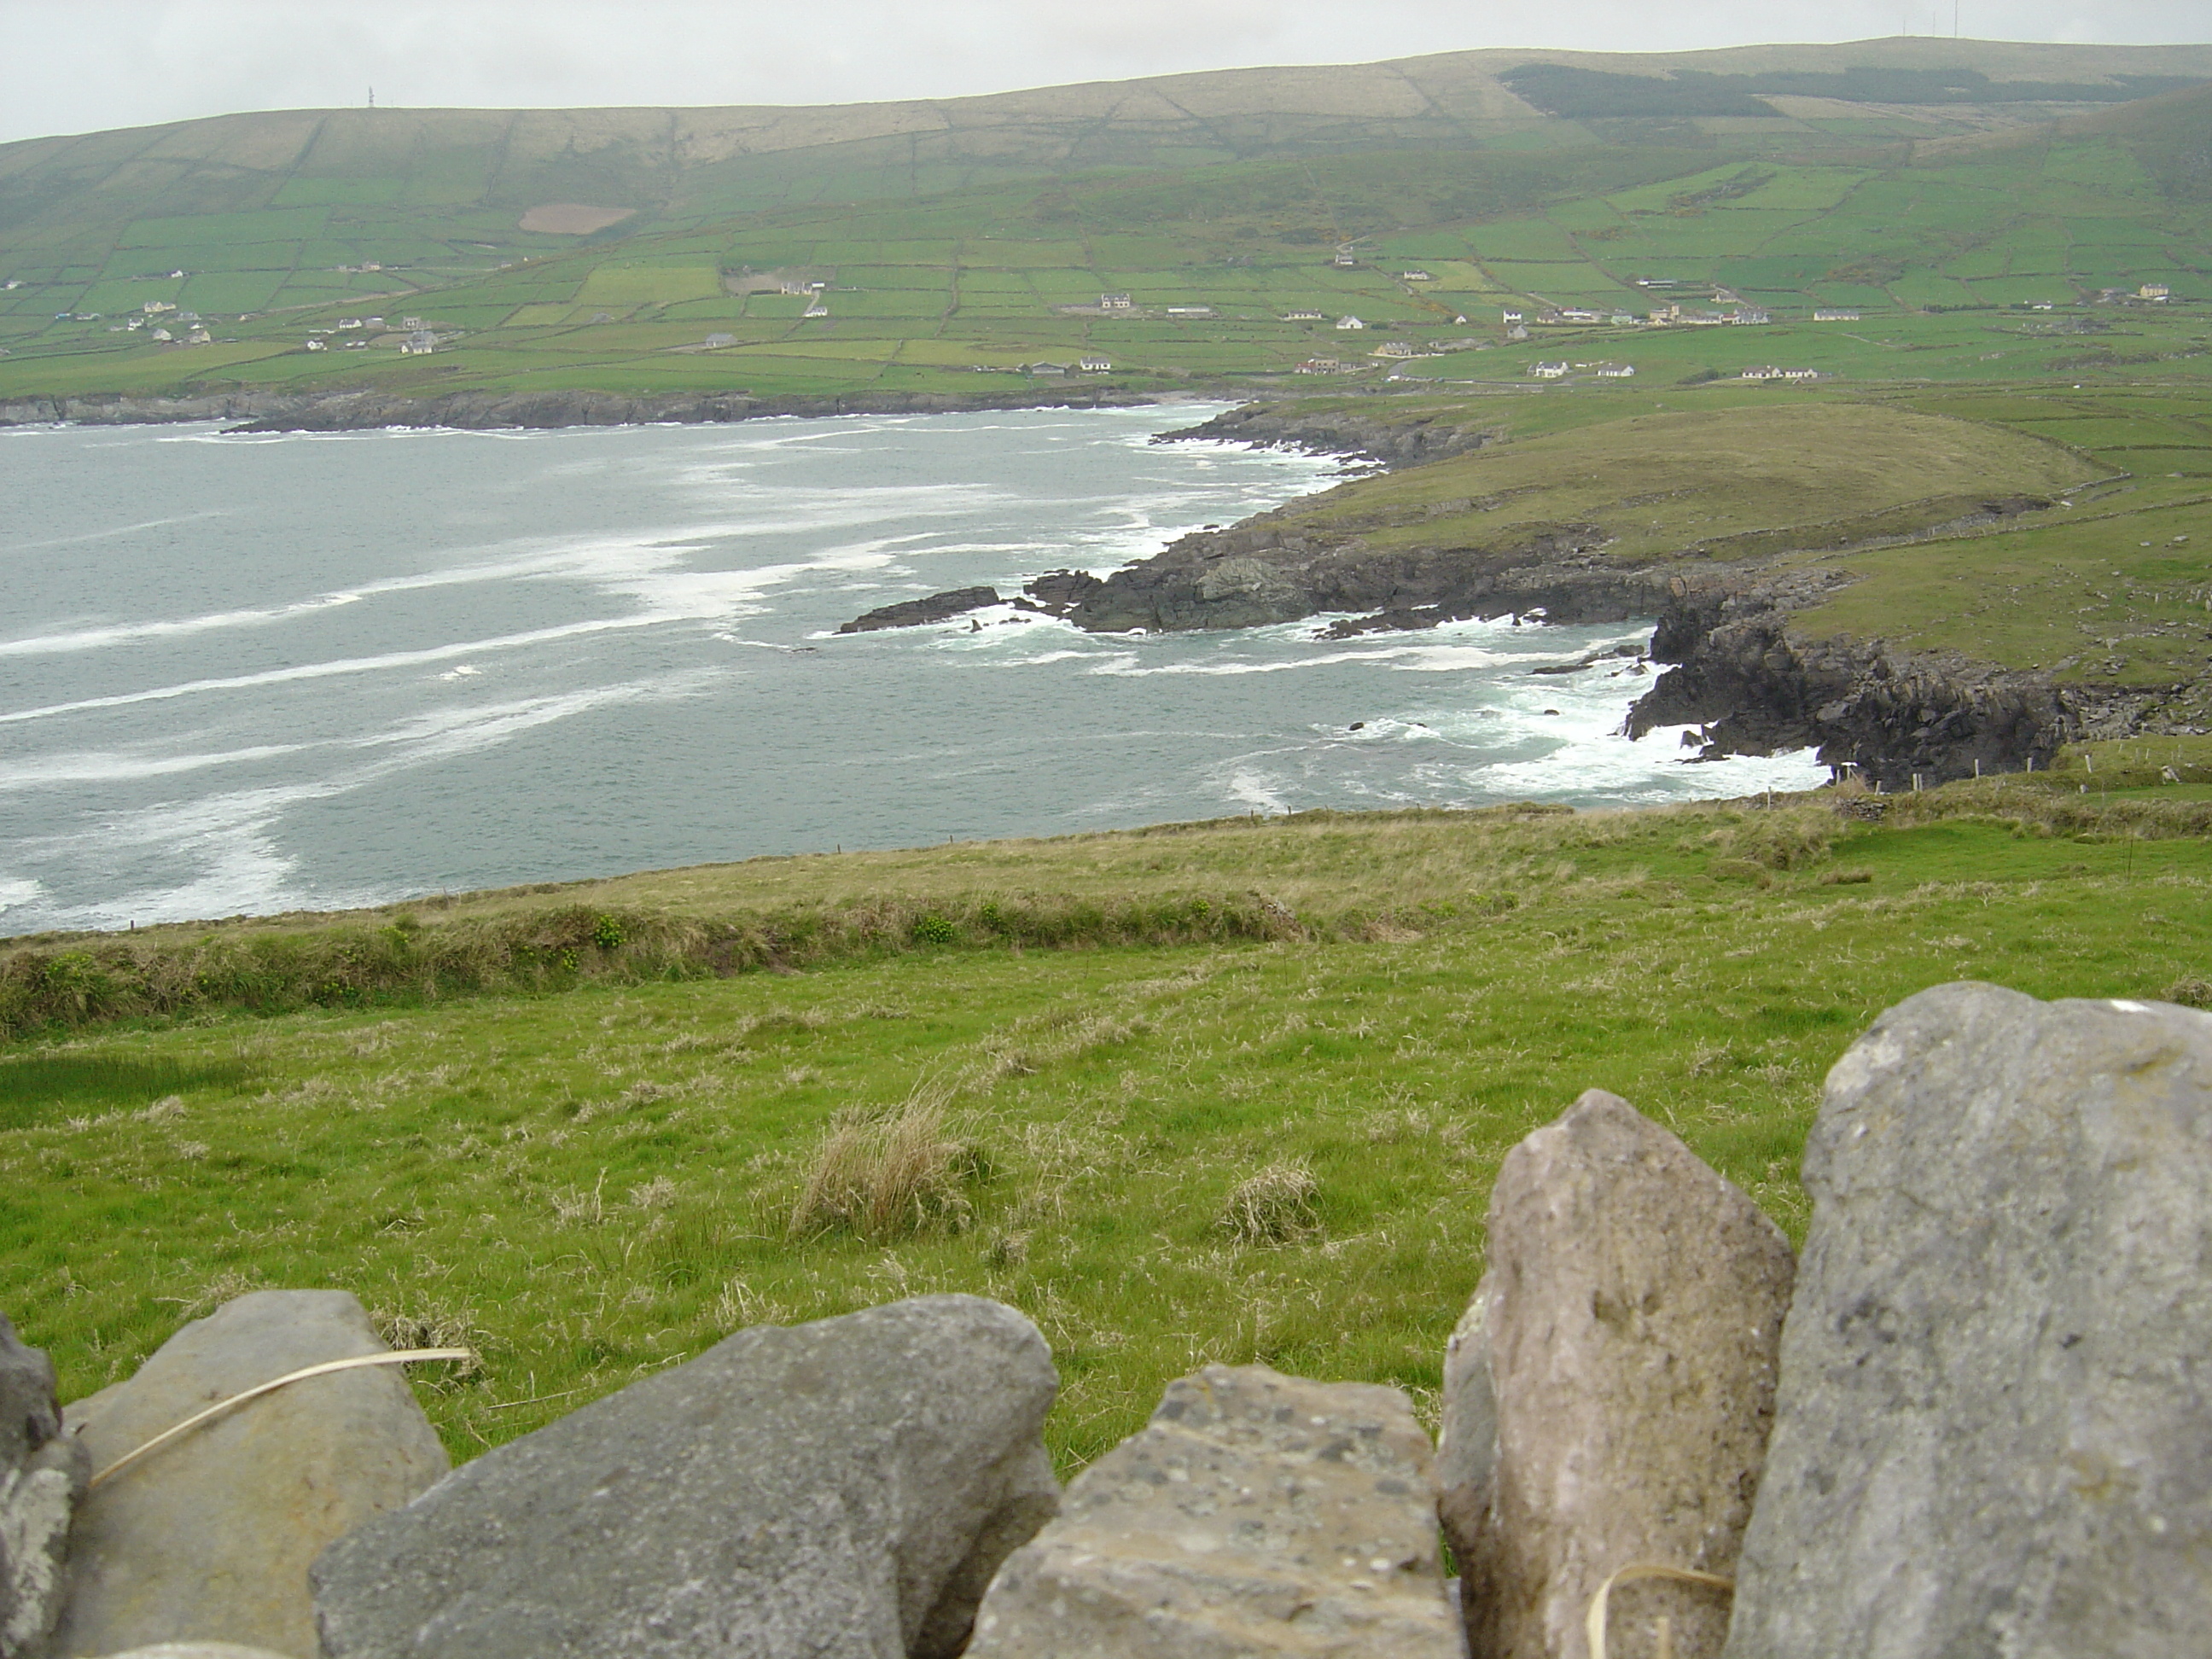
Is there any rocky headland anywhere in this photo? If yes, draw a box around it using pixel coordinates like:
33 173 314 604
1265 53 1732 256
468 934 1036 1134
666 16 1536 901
842 399 2191 788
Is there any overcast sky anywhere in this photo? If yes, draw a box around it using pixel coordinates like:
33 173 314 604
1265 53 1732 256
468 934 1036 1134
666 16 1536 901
2 1 2205 147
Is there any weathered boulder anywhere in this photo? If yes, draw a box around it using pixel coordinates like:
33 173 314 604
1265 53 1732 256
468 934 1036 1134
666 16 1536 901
50 1290 449 1659
3 1312 89 1659
311 1293 1057 1659
1441 1090 1795 1659
1725 984 2212 1658
964 1363 1461 1659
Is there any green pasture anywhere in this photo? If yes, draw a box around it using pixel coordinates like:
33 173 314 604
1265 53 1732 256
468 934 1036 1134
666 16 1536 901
4 786 2209 1470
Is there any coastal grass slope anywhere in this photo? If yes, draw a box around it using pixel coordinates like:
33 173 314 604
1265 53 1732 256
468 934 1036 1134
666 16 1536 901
4 769 2210 1470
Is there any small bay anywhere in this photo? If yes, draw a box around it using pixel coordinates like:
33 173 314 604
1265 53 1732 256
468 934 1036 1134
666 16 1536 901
0 404 1822 932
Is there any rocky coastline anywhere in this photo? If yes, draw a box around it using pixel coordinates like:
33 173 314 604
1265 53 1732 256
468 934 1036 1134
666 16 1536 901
0 385 1168 434
845 399 2192 788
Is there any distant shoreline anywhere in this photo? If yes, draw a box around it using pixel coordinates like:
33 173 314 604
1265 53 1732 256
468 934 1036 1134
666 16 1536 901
0 384 1193 435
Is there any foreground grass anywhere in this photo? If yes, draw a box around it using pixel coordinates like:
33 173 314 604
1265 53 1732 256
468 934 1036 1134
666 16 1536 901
4 785 2210 1475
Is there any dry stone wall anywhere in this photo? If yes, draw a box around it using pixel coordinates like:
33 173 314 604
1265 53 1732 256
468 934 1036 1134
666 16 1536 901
9 983 2209 1658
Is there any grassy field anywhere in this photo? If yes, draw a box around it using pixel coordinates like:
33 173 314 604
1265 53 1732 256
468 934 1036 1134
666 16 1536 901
6 772 2211 1470
1254 400 2102 561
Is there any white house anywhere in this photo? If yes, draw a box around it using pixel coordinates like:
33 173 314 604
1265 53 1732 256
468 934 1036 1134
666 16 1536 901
803 300 829 318
1401 270 1433 282
1295 358 1343 374
1532 361 1569 379
1812 307 1860 322
399 329 436 355
1163 306 1214 317
1501 309 1523 324
1280 309 1324 322
1373 341 1420 358
2140 283 2172 301
1079 355 1112 372
1100 293 1134 310
1336 315 1366 330
704 332 736 348
1595 364 1635 378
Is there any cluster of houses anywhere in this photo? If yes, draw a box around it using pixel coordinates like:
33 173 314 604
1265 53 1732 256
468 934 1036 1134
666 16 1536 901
1531 361 1635 381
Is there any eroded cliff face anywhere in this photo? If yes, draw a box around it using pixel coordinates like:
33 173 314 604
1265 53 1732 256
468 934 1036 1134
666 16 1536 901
1629 578 2079 788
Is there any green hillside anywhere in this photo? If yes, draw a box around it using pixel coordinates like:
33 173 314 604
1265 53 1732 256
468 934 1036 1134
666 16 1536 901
2 38 2209 405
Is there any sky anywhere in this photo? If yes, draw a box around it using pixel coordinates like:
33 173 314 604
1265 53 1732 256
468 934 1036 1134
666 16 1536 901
1 0 2206 146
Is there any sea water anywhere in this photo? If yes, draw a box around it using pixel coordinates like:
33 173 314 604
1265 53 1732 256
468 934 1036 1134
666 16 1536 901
0 405 1825 932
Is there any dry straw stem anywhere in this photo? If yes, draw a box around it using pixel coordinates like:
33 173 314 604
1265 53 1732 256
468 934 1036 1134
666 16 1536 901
788 1081 981 1241
1220 1161 1322 1245
1586 1563 1734 1659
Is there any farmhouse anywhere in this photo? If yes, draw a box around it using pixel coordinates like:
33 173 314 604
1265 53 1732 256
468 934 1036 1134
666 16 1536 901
1280 310 1324 322
399 329 436 355
1163 306 1214 317
1813 307 1861 322
1532 361 1569 379
803 300 830 317
1372 341 1420 358
1294 358 1343 374
1336 315 1366 330
703 333 736 348
1400 270 1432 282
2139 283 2171 301
1559 308 1602 323
1079 356 1112 372
1099 293 1133 310
1594 364 1635 378
1732 308 1772 325
1332 249 1358 267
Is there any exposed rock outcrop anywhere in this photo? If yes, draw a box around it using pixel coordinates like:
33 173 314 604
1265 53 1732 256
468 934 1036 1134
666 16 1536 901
837 586 1003 633
2 1312 87 1659
1155 402 1499 469
1442 1091 1794 1659
965 1363 1461 1659
51 1291 448 1659
311 1293 1059 1659
1626 574 2081 788
1726 983 2212 1659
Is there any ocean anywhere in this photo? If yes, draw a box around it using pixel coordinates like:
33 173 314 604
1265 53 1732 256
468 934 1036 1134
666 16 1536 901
0 404 1825 933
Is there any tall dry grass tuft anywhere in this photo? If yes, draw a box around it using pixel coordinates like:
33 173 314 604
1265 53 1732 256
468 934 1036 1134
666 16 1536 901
1220 1161 1322 1245
787 1087 982 1241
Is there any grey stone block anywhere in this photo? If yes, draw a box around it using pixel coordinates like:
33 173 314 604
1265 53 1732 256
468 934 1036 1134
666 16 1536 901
311 1293 1057 1659
965 1363 1462 1659
51 1291 449 1659
1441 1091 1793 1659
1725 984 2212 1658
2 1311 88 1659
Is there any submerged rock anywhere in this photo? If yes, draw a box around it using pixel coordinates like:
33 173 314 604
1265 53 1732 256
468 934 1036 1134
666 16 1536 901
1726 983 2212 1658
51 1290 448 1659
1442 1090 1793 1659
311 1294 1058 1659
965 1363 1462 1659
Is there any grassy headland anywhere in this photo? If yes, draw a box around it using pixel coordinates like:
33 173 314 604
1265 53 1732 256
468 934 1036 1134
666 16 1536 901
6 762 2210 1470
